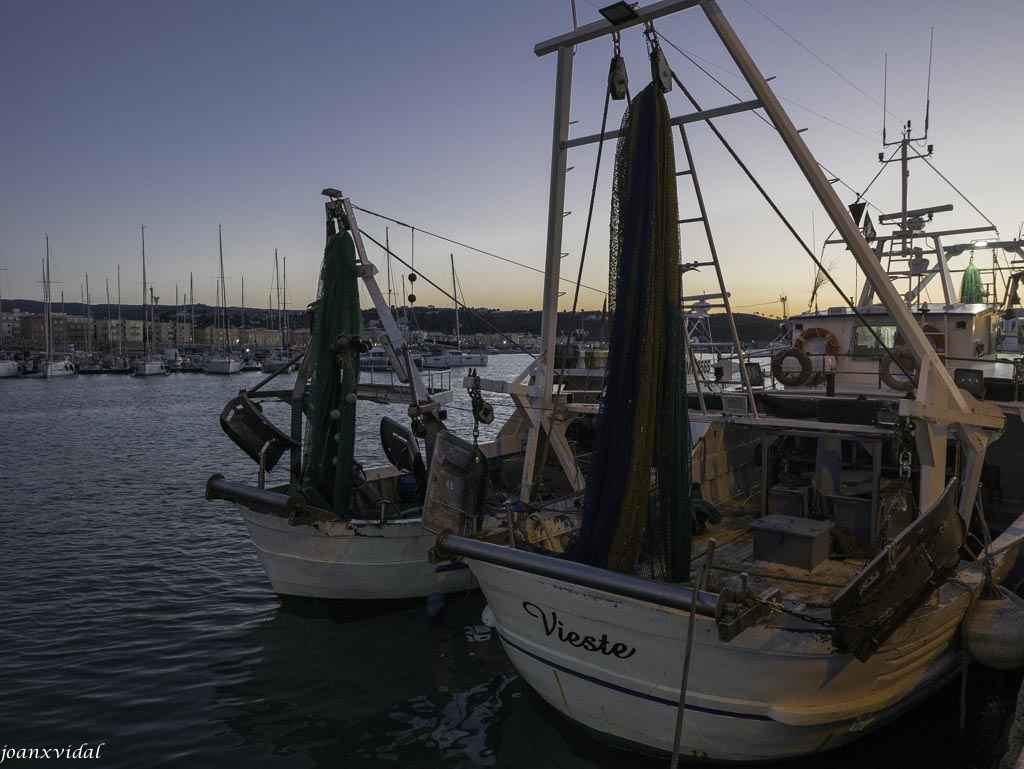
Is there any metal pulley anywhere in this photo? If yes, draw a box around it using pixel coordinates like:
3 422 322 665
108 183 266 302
608 33 628 100
473 399 494 425
644 23 672 93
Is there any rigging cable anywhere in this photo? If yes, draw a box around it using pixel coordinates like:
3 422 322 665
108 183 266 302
358 228 536 357
658 32 881 210
352 204 607 297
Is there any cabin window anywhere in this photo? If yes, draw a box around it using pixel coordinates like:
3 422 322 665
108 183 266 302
852 324 896 357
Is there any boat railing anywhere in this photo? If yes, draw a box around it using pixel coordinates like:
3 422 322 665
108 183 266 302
358 366 454 405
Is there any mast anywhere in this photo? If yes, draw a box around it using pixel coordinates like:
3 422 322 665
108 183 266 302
117 265 123 357
106 279 113 353
151 286 158 353
273 249 281 345
241 275 246 350
44 236 51 362
451 254 461 347
85 274 92 355
141 225 148 357
282 256 289 349
218 224 230 354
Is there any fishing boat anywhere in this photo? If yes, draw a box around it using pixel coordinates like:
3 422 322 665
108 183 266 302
420 2 1024 763
206 191 480 602
359 345 392 370
205 225 241 375
761 130 1024 505
131 227 169 377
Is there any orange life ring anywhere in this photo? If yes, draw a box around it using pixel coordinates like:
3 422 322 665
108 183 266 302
894 323 946 355
794 327 840 357
771 347 812 387
879 346 916 392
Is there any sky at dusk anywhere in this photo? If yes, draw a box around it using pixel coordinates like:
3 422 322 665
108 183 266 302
2 0 1022 319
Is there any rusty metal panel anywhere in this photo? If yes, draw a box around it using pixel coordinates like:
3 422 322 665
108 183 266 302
831 480 964 660
421 430 488 535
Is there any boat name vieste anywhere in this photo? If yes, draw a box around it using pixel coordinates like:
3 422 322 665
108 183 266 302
522 601 637 658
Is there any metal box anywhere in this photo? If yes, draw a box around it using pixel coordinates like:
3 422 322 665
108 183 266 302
750 514 833 571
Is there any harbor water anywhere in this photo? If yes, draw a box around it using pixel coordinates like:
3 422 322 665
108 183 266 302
1 354 1020 768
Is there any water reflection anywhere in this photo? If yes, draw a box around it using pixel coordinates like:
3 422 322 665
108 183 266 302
211 593 517 767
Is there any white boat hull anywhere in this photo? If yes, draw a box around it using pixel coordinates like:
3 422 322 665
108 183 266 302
131 357 168 376
422 351 488 369
238 506 475 601
206 356 242 374
0 360 22 378
261 353 296 373
467 554 1002 762
43 360 77 378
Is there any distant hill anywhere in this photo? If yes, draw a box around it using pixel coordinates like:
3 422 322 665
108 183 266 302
2 297 782 344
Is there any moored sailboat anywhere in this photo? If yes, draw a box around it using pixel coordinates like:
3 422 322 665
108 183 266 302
205 225 241 375
33 235 77 379
421 255 488 369
131 226 169 377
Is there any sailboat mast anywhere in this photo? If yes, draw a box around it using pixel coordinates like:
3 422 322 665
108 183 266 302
141 225 149 357
218 224 230 353
282 256 289 348
106 279 113 354
273 249 280 338
451 254 460 347
117 265 122 357
85 274 92 355
43 236 51 362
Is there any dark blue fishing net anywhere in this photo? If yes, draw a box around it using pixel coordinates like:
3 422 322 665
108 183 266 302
573 82 691 578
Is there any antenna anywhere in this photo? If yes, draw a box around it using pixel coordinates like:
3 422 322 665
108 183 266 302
881 53 887 148
923 27 934 139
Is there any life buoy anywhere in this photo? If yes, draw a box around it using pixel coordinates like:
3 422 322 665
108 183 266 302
772 347 813 387
794 327 840 357
879 346 916 392
894 323 946 355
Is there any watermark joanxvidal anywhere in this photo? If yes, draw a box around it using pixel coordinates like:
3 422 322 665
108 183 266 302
1 743 105 762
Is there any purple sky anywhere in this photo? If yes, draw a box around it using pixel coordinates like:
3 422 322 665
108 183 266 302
2 1 1021 316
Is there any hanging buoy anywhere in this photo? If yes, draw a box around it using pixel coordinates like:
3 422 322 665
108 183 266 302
966 586 1024 670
